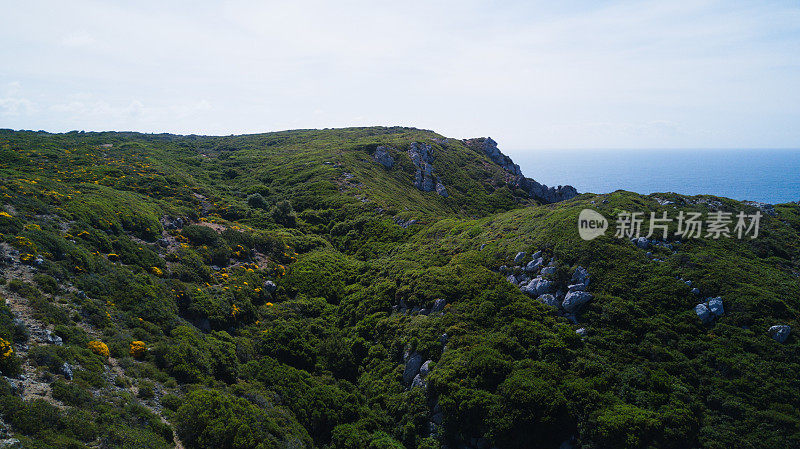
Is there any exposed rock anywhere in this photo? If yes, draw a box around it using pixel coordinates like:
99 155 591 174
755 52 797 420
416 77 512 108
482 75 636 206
420 360 433 377
411 374 426 389
0 438 21 448
513 252 526 264
568 283 585 292
408 142 439 193
462 137 578 203
536 294 559 308
525 257 544 272
62 362 73 380
571 266 591 287
403 352 423 385
742 201 777 216
707 297 724 317
372 146 395 168
540 266 557 276
506 274 518 285
531 250 542 260
691 287 700 295
438 333 448 345
521 277 553 296
562 291 593 313
695 304 713 324
263 280 278 294
634 237 650 249
431 298 446 313
575 328 588 337
768 325 791 343
435 180 449 197
46 330 63 346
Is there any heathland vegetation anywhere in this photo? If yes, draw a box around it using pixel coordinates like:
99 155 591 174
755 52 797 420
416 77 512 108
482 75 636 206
0 127 797 448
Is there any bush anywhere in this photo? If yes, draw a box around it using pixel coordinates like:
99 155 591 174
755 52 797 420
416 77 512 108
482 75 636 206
88 340 109 358
271 200 298 227
247 193 268 210
175 389 312 449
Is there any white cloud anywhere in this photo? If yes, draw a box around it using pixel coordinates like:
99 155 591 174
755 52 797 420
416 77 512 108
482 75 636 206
0 82 37 116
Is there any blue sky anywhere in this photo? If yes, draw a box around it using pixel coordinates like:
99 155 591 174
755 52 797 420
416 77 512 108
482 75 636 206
1 0 799 150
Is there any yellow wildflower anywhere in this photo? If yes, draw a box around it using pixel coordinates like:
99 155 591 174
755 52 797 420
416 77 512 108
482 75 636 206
88 340 110 358
129 341 147 358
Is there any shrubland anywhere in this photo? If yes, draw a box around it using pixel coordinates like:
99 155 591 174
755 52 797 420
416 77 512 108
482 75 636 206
0 127 796 448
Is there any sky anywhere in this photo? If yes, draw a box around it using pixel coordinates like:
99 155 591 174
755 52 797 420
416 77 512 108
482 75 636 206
1 0 799 150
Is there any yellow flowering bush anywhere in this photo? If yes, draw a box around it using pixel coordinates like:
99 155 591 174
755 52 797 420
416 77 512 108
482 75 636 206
88 340 110 357
0 338 13 358
129 340 147 358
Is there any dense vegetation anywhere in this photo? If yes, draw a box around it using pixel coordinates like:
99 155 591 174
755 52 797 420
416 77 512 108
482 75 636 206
0 126 797 448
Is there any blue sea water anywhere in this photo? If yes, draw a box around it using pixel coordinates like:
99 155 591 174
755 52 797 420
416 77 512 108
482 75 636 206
513 149 800 204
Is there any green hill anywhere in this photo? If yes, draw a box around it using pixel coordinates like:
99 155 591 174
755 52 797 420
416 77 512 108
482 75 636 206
0 127 797 449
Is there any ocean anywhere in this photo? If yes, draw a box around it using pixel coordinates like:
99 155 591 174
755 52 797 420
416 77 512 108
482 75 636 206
512 149 800 204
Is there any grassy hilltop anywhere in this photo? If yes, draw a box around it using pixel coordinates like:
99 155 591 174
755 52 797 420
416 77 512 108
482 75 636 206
0 126 798 449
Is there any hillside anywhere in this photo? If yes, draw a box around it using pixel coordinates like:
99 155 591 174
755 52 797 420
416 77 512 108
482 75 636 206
0 127 797 449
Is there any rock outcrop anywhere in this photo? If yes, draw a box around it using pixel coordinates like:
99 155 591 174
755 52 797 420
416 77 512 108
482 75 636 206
403 352 423 385
462 137 578 203
768 325 791 343
408 142 448 197
372 146 395 168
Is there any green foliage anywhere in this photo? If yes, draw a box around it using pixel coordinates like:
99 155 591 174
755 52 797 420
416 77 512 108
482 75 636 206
174 389 312 449
0 128 797 448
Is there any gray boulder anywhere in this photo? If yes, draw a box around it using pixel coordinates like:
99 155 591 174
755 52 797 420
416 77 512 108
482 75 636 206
411 374 426 389
540 266 557 276
575 328 588 337
46 330 63 346
62 362 73 380
263 280 278 293
571 266 591 287
525 258 544 272
768 325 791 343
435 180 449 197
562 291 593 313
506 274 518 285
514 252 526 264
567 283 585 292
691 287 700 295
420 360 433 377
373 146 395 168
431 298 446 313
695 304 713 324
522 277 553 296
403 352 423 385
531 250 542 260
536 294 559 308
707 297 724 317
634 237 650 249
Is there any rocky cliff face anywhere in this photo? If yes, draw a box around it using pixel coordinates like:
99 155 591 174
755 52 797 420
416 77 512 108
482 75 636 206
463 137 578 203
408 142 448 197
